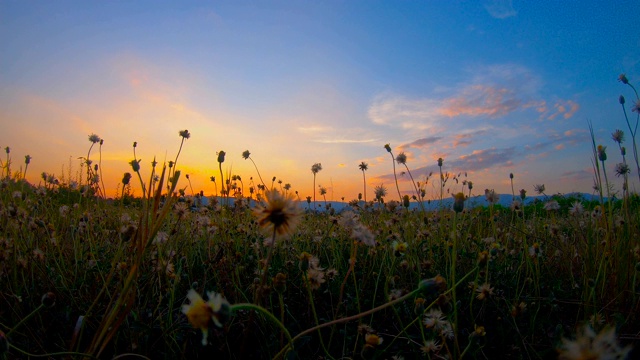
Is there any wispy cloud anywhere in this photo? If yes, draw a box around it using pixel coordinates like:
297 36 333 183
547 100 580 120
452 130 488 148
399 136 442 150
368 64 546 131
368 95 444 131
483 0 517 19
439 85 521 118
297 125 379 143
449 147 516 172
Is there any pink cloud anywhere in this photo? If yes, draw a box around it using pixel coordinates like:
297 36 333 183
547 100 580 120
439 85 521 118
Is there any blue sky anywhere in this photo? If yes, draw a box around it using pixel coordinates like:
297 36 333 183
1 1 639 200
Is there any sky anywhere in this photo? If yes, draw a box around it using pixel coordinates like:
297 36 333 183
1 0 640 202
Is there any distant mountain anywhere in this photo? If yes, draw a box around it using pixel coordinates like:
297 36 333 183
192 192 604 213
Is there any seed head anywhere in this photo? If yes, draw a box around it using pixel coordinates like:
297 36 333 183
597 145 607 162
217 150 226 163
612 129 625 144
618 73 629 84
242 150 251 159
452 192 466 213
179 129 191 139
395 152 407 164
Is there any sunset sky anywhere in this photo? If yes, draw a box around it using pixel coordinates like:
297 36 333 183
1 1 640 201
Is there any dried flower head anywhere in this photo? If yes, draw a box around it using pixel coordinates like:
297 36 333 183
242 150 250 159
534 184 545 195
558 325 631 360
179 129 191 139
452 192 466 213
88 134 101 143
618 73 629 85
311 162 322 174
395 152 407 164
359 161 368 171
612 129 625 144
597 145 607 162
374 184 387 200
475 283 494 300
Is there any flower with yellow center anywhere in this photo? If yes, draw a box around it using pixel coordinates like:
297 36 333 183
253 190 301 237
182 289 231 345
182 290 213 345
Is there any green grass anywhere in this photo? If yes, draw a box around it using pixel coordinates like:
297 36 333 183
0 173 638 359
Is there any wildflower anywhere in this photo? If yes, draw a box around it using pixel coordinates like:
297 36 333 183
484 189 499 204
41 292 56 308
620 95 625 105
534 184 545 194
392 240 408 257
374 184 387 200
475 283 494 300
395 152 407 164
242 150 250 159
569 201 584 216
618 73 629 84
217 150 226 163
253 190 301 237
174 202 189 218
153 231 169 245
122 172 132 185
273 273 287 294
359 161 368 171
29 249 45 264
437 157 443 167
182 289 231 345
421 339 442 354
510 200 522 212
597 145 607 162
311 162 322 174
520 188 527 200
24 155 31 165
365 333 383 347
306 268 326 290
352 223 376 247
179 129 191 139
423 308 446 329
88 134 101 143
452 192 466 213
558 325 631 360
129 159 141 172
511 302 527 317
384 144 392 153
615 162 630 177
612 129 625 144
529 242 541 257
472 325 486 338
544 200 560 211
326 268 338 280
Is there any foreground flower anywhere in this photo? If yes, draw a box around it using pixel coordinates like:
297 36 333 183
182 289 231 345
558 325 631 360
253 190 301 237
475 283 494 301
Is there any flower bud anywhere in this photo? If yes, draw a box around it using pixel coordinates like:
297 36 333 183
41 292 56 308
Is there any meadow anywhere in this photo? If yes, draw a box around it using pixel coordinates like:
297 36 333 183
1 76 640 359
